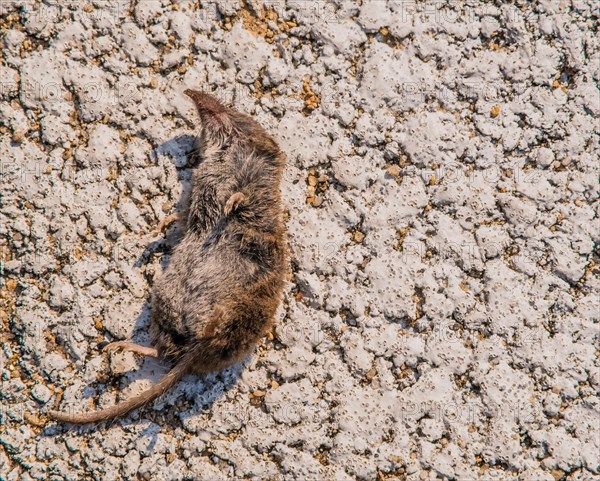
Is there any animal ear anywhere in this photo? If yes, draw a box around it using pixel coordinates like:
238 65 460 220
184 89 232 131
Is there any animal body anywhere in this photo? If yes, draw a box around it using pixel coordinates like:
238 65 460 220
49 90 288 424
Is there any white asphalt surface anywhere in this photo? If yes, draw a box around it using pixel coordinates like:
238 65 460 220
0 1 598 480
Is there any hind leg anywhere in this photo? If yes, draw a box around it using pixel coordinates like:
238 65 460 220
151 213 180 237
103 341 159 358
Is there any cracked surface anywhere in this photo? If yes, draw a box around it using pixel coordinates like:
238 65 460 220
0 1 598 480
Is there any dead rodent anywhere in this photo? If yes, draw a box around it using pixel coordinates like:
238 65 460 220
49 90 288 424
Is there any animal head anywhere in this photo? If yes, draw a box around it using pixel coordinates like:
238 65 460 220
184 89 281 164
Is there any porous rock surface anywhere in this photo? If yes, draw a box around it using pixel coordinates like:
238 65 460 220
0 1 598 480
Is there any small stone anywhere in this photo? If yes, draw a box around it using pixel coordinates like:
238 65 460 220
537 147 554 167
12 130 24 143
353 231 365 243
385 164 400 177
490 105 500 117
311 196 323 207
31 384 52 403
364 365 376 381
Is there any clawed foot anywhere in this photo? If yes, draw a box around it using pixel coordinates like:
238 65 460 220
151 213 180 237
224 192 247 215
103 341 159 358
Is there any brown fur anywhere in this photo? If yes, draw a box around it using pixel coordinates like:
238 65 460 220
49 90 288 424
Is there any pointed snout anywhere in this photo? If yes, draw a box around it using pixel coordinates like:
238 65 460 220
184 89 233 131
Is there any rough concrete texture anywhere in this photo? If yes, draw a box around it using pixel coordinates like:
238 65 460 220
0 1 599 480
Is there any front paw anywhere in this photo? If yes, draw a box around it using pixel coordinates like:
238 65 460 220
224 192 247 215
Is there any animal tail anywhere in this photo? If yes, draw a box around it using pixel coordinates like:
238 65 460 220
48 355 190 425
